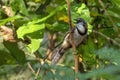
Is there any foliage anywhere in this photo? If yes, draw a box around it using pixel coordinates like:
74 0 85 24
0 0 120 80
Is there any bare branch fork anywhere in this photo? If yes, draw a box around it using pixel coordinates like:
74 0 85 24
66 0 79 80
27 62 40 79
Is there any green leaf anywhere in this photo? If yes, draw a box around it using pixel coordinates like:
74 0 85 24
0 51 16 65
10 0 28 15
17 23 45 53
17 24 45 39
0 15 23 26
3 41 26 64
88 23 93 34
72 3 91 23
0 43 16 65
78 65 120 80
27 39 42 53
31 5 65 24
76 3 91 22
96 46 120 64
48 21 68 32
111 0 120 8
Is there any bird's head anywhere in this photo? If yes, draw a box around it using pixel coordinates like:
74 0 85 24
75 18 86 25
74 18 88 35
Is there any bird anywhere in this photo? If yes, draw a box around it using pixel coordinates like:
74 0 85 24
51 18 88 64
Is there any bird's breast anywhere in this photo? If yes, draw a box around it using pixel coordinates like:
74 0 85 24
74 29 87 46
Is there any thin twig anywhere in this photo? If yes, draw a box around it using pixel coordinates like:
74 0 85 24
66 0 78 80
27 62 35 74
35 68 41 79
93 30 120 47
28 62 41 79
98 0 118 32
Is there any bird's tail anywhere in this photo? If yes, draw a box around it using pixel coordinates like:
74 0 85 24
51 48 65 64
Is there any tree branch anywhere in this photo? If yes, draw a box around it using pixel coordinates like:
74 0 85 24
93 30 120 47
27 62 41 80
66 0 78 80
35 68 41 80
27 62 35 74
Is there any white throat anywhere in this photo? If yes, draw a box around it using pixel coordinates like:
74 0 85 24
76 22 85 33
